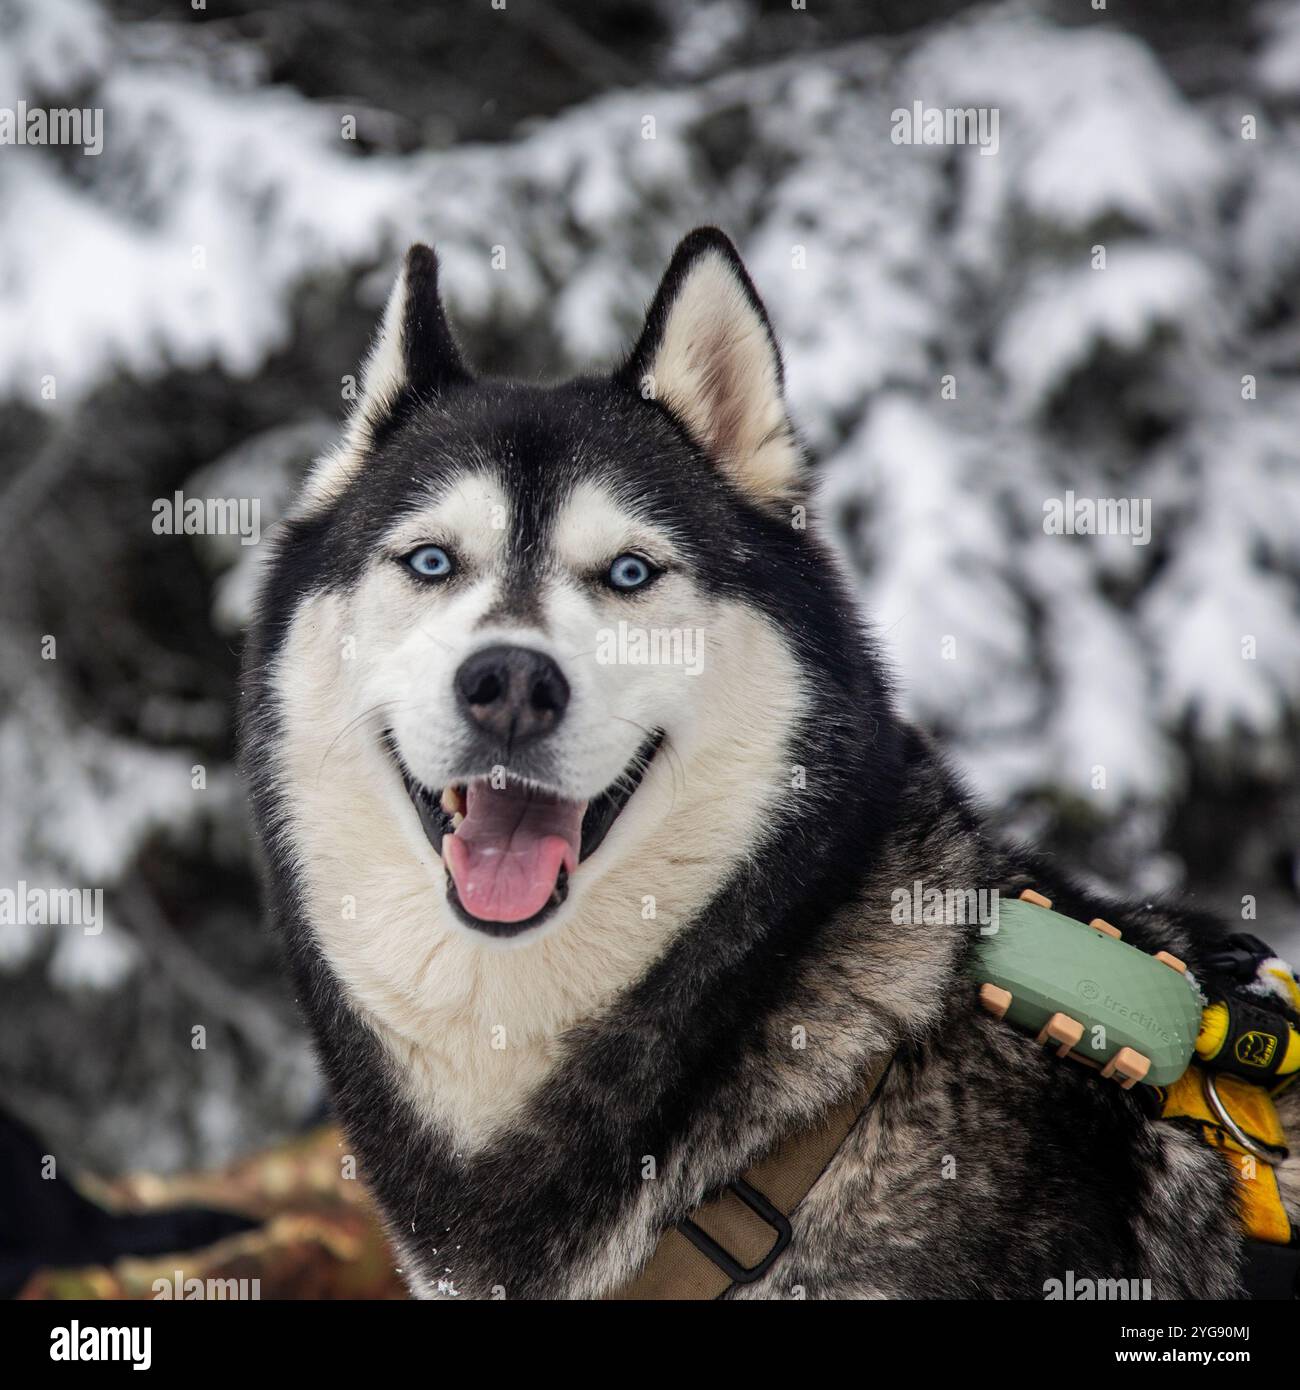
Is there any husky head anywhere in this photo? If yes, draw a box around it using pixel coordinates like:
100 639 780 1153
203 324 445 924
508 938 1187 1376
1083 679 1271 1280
245 227 893 1073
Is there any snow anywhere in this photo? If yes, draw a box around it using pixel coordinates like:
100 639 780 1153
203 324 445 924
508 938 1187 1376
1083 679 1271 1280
995 247 1213 415
908 12 1226 232
0 16 409 401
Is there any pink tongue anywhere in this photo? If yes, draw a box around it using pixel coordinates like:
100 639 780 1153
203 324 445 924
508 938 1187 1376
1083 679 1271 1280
444 781 588 923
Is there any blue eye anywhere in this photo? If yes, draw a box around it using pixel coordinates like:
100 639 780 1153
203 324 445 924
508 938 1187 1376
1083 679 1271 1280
405 545 454 580
608 553 655 591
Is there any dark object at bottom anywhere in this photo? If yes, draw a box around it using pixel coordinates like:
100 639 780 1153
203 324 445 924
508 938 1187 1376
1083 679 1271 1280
1243 1238 1300 1299
0 1107 257 1298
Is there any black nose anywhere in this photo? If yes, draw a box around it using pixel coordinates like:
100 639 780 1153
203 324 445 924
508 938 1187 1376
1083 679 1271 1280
454 645 570 746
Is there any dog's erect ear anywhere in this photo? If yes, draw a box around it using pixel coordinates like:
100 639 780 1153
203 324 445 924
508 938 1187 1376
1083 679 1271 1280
619 228 801 508
299 244 470 511
352 242 470 433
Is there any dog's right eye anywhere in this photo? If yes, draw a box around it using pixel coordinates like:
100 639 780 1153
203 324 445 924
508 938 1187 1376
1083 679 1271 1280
403 545 454 580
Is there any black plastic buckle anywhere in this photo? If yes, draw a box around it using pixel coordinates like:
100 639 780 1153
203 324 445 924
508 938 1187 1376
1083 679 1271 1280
1204 933 1274 984
679 1178 792 1285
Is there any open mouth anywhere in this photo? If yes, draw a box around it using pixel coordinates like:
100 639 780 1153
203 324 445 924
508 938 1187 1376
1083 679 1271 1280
384 731 662 938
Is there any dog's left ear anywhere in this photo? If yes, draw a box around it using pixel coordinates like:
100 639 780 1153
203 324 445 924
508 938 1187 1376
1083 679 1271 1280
619 228 802 508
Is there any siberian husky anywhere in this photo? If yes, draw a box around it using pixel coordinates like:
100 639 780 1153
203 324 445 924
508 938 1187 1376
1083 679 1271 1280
240 228 1299 1298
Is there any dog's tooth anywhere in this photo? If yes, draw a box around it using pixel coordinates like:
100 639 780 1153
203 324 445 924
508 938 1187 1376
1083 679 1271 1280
441 786 465 815
451 812 464 829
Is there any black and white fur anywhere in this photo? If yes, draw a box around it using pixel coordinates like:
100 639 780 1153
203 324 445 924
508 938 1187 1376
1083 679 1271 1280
240 228 1299 1298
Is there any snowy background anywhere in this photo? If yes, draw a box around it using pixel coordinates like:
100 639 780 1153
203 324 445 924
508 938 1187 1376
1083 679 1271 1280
2 0 1299 1174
